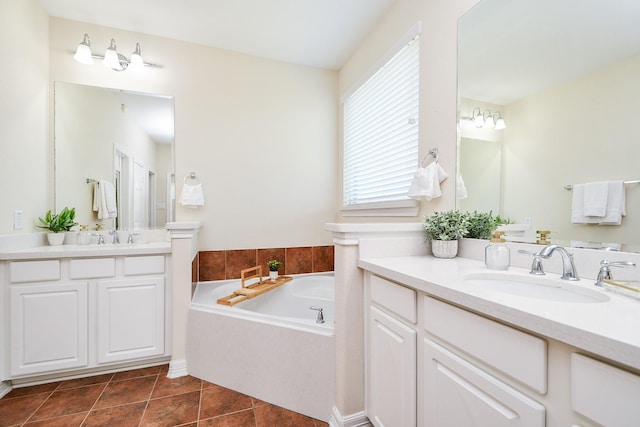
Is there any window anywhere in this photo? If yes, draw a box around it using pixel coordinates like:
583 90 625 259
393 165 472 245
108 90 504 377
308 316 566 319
342 28 420 215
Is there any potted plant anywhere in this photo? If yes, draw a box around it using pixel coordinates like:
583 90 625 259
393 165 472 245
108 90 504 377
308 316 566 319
465 211 512 240
267 260 283 282
424 210 469 258
37 207 78 246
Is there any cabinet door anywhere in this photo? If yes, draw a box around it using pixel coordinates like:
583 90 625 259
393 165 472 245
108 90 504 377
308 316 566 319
367 306 417 427
97 277 165 364
422 338 545 427
10 282 88 376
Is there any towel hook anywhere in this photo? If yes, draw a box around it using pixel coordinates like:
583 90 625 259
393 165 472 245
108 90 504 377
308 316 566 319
183 172 200 184
421 147 439 166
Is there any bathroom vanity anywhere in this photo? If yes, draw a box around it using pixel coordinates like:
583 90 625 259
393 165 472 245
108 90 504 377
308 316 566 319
360 255 640 427
0 242 172 385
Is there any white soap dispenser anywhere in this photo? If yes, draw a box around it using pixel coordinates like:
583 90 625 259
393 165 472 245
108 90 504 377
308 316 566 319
485 231 510 270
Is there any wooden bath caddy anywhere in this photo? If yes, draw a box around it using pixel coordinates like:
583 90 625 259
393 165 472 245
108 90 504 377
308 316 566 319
217 265 292 306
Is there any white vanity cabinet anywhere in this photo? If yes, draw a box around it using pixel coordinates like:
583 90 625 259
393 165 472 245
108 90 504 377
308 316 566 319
365 274 417 427
2 253 170 381
9 281 89 376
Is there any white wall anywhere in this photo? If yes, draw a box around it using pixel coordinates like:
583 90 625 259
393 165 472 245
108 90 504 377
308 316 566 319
48 18 339 250
0 0 49 234
503 54 640 245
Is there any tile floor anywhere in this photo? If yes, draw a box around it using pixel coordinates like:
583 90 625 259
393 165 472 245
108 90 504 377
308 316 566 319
0 364 329 427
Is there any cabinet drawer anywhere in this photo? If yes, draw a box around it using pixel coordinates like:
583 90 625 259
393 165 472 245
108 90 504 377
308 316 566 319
370 275 416 323
424 296 547 393
123 256 165 276
10 260 60 283
70 258 115 279
572 353 640 427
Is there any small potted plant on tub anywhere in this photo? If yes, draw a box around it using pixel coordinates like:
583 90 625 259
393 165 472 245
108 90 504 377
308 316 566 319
267 260 283 282
423 210 469 258
37 207 78 246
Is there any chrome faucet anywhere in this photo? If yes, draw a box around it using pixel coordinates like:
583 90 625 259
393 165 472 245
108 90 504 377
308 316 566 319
309 306 325 324
538 244 579 281
518 250 545 275
91 233 105 245
109 229 119 244
595 260 636 287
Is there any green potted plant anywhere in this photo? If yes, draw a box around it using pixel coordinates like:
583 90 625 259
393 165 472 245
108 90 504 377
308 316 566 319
424 210 469 258
37 207 78 246
267 260 283 282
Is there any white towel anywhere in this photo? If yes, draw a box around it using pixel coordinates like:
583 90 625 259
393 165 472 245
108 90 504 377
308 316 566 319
93 180 117 219
583 181 608 217
456 173 468 199
179 183 205 208
407 162 448 201
571 181 625 225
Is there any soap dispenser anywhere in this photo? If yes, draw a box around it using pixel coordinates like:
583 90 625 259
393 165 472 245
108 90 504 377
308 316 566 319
485 231 510 270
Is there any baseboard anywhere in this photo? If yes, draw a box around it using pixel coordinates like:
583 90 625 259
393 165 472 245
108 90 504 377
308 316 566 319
328 406 372 427
0 381 12 399
166 358 188 378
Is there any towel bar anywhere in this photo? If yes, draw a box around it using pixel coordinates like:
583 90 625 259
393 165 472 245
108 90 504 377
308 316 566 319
564 180 640 190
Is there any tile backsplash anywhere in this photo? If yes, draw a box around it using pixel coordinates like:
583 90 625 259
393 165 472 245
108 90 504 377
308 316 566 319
193 245 334 282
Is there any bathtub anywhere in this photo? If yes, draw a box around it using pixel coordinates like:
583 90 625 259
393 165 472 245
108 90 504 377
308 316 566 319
187 272 335 422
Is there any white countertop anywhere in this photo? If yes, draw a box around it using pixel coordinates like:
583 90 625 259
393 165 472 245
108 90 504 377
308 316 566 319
0 241 172 260
359 255 640 371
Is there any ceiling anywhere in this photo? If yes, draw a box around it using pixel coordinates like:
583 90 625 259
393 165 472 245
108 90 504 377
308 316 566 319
458 0 640 106
37 0 397 70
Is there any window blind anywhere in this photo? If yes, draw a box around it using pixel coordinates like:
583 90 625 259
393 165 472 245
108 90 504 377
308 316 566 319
343 35 420 209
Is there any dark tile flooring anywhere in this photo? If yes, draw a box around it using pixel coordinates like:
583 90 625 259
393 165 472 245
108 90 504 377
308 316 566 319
0 365 329 427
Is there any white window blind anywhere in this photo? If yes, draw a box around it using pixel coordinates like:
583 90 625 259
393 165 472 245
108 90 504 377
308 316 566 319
343 34 420 210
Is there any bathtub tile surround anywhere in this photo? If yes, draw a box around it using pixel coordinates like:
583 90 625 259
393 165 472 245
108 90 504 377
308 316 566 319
195 245 334 281
0 364 328 426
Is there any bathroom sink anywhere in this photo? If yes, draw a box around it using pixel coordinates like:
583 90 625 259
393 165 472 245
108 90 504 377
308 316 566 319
464 273 610 303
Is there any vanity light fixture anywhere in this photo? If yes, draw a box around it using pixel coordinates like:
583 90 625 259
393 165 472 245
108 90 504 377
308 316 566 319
72 33 159 72
460 107 506 130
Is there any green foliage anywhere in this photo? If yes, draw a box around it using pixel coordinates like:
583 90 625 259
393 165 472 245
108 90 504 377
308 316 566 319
424 210 470 241
267 259 282 271
463 211 513 240
37 207 78 233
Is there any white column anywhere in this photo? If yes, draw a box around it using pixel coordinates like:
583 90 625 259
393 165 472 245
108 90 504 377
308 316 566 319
166 221 202 378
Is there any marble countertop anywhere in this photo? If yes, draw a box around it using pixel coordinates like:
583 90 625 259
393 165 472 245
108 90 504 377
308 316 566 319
359 255 640 371
0 241 172 260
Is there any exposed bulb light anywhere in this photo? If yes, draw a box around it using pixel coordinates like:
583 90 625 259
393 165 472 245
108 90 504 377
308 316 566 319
73 33 93 65
72 34 158 72
129 43 144 71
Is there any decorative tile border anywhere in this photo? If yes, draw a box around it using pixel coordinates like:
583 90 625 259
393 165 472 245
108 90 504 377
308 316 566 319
193 245 334 282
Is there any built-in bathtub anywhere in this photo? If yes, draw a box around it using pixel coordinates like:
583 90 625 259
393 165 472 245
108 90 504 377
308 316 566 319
187 272 335 422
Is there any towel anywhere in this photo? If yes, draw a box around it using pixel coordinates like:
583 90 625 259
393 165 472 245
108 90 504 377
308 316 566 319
571 181 625 225
179 182 205 208
407 162 448 201
583 181 608 217
456 173 468 199
93 180 117 219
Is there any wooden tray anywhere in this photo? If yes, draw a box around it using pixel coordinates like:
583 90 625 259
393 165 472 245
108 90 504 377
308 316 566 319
217 265 291 306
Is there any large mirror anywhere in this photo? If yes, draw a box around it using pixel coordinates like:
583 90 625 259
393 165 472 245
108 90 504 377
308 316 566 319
54 82 175 231
457 0 640 252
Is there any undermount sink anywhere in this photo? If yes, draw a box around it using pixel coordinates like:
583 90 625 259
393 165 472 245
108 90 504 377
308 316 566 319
464 272 610 303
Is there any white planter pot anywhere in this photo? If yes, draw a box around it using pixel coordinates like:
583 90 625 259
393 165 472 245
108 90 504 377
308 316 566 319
47 232 66 246
269 271 279 282
431 239 458 259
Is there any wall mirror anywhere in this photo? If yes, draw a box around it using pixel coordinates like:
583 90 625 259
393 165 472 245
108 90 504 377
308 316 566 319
54 82 175 231
457 0 640 252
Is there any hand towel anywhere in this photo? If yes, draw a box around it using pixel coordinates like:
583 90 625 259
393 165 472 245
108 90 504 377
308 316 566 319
179 183 205 208
583 181 608 217
456 173 468 199
597 180 625 225
92 180 117 219
407 162 448 201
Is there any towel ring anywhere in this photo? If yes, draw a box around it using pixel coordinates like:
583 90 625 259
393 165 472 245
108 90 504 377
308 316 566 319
183 172 201 185
421 147 439 166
